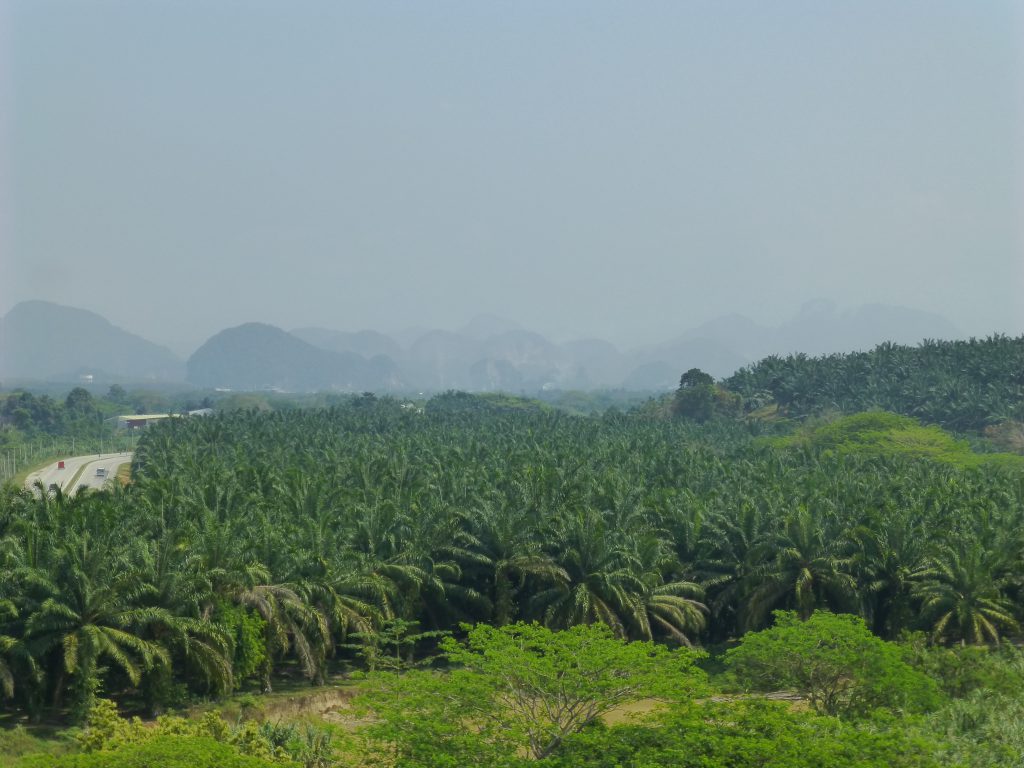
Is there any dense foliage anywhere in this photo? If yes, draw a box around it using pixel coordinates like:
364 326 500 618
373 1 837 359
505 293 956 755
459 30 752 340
17 735 283 768
723 334 1024 430
671 368 742 423
1 387 139 441
725 611 939 717
539 699 948 768
0 387 156 483
769 411 1024 470
354 618 967 768
358 622 705 761
0 397 1020 725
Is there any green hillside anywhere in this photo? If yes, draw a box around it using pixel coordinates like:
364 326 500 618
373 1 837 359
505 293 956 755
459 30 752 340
770 411 1024 470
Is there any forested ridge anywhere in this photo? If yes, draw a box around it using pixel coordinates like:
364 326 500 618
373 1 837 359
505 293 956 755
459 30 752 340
723 334 1024 430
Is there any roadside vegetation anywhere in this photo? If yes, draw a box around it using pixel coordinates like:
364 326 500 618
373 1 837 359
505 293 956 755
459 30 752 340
0 386 149 484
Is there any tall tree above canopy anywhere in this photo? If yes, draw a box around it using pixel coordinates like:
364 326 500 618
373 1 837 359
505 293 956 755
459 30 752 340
672 368 741 423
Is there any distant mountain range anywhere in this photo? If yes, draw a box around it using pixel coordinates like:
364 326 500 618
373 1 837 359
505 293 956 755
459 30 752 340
0 301 184 383
0 300 963 393
189 323 403 392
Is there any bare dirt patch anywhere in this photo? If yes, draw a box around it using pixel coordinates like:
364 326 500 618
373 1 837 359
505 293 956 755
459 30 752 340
259 687 358 723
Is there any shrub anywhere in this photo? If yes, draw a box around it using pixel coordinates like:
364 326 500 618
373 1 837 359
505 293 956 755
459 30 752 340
726 611 940 717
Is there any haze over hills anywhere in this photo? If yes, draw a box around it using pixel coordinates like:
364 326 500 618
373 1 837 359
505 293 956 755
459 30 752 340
187 323 402 392
1 300 967 393
290 328 405 361
646 301 962 375
0 301 185 383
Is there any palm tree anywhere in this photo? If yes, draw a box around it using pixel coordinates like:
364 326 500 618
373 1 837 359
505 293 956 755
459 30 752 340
337 501 425 621
698 499 778 638
23 535 169 721
912 542 1020 645
741 508 857 630
530 508 640 637
0 599 38 701
131 529 233 706
231 568 329 692
851 516 926 638
623 535 707 645
459 497 566 626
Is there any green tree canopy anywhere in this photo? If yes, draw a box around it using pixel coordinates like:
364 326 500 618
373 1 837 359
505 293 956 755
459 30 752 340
358 622 706 763
672 368 740 423
726 611 940 717
543 699 946 768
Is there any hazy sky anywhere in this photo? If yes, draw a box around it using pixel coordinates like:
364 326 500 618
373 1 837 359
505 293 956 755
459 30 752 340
2 1 1022 356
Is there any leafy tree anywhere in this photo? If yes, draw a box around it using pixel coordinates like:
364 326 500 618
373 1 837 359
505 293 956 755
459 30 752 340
672 368 741 423
358 622 706 762
65 388 96 414
1 391 63 434
105 386 128 405
726 611 940 717
672 369 717 423
16 737 284 768
903 635 1024 699
542 699 947 768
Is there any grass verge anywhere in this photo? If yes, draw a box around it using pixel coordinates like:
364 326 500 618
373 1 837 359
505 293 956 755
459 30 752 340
64 463 90 493
10 454 73 488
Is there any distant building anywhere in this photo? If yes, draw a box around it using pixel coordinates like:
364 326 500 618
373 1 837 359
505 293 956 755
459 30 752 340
117 413 174 429
116 409 213 430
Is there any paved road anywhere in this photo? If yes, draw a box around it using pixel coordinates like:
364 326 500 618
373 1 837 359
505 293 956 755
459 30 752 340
25 452 133 496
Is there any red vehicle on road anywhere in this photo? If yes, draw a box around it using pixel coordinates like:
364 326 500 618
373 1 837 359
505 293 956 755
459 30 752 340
58 460 65 469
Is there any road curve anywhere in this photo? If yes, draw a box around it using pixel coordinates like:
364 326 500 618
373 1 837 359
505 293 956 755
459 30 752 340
25 452 133 496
